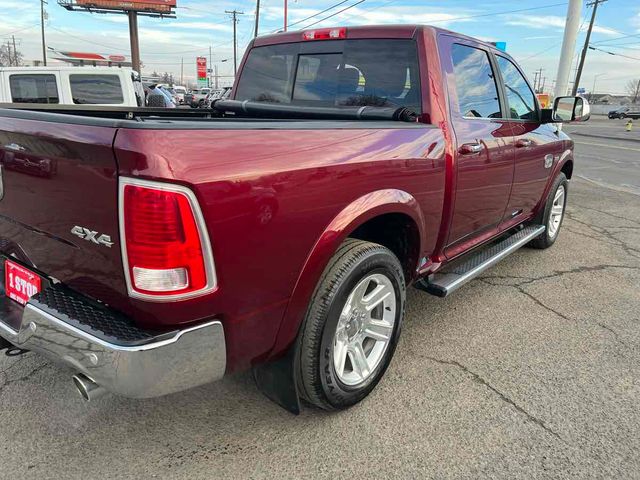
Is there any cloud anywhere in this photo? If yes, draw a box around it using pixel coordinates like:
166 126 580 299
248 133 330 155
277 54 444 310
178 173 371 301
506 14 619 36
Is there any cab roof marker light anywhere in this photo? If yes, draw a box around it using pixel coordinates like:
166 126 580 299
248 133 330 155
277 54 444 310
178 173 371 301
302 28 347 41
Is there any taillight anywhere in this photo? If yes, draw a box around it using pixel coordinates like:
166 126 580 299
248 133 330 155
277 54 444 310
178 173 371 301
302 27 346 41
119 178 216 301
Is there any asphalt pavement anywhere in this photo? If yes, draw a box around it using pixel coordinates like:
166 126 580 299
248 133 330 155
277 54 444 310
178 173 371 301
1 122 639 479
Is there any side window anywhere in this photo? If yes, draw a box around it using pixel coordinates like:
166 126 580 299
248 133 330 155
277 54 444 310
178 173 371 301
496 56 537 120
451 44 501 119
69 74 124 104
9 74 59 104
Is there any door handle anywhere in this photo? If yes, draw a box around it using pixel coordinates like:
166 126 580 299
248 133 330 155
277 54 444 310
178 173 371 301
458 143 483 155
515 138 533 148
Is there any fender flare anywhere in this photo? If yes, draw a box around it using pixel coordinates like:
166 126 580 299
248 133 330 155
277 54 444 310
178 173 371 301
535 149 573 216
268 188 425 358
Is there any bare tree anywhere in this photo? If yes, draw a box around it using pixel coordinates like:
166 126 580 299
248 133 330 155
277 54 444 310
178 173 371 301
0 43 24 67
627 79 640 104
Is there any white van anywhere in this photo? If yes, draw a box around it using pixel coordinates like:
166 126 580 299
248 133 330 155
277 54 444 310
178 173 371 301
0 67 144 107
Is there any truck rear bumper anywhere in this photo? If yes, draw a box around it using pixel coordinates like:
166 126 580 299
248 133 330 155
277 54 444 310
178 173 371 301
0 287 226 399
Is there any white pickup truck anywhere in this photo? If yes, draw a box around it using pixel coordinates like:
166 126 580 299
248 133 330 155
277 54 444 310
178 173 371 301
0 66 144 107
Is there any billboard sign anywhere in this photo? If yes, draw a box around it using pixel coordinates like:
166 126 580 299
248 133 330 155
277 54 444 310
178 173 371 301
197 57 208 87
73 0 176 14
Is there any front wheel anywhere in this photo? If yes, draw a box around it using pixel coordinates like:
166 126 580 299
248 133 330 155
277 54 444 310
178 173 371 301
296 239 405 410
528 172 568 249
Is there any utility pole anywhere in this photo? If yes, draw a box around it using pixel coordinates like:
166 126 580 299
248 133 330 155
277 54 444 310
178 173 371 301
540 76 546 93
284 0 288 31
40 0 47 66
254 0 260 38
572 0 607 96
128 11 141 72
226 10 244 74
6 40 12 67
180 57 184 85
214 64 219 89
554 0 582 98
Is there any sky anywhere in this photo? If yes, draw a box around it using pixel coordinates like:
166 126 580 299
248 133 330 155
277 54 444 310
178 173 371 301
0 0 639 93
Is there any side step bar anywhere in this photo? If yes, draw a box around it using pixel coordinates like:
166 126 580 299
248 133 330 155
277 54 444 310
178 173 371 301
416 225 546 297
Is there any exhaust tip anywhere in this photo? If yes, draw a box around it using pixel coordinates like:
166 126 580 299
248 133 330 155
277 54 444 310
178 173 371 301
72 373 107 401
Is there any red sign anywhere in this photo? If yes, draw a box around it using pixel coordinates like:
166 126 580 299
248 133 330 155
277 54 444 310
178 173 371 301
5 259 41 306
75 0 176 14
108 55 127 62
197 57 207 80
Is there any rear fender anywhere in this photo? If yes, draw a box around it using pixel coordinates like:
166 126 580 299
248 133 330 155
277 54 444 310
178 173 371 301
270 188 425 359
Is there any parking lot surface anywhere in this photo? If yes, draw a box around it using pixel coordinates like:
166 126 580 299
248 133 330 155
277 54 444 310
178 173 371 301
1 125 639 479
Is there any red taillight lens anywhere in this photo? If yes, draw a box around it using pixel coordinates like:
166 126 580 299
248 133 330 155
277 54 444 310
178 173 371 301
121 179 216 300
302 28 346 41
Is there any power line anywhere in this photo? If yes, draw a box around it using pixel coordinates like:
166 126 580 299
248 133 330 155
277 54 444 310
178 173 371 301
302 0 366 29
284 0 351 30
589 45 640 61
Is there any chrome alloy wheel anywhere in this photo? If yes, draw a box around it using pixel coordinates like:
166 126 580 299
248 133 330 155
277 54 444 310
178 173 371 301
548 184 565 239
332 273 397 386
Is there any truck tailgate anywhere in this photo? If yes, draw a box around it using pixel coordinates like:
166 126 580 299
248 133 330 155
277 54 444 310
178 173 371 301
0 113 127 309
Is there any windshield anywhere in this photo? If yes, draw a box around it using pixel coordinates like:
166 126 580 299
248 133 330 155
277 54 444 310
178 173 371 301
235 39 422 112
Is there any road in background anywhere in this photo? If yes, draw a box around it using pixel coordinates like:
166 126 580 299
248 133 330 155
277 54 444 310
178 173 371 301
565 116 640 196
0 122 639 479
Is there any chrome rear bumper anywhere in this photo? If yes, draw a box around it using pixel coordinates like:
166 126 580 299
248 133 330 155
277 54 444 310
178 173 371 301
0 293 226 399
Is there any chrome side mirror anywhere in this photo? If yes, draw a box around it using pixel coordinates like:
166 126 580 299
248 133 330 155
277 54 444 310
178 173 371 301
552 96 590 122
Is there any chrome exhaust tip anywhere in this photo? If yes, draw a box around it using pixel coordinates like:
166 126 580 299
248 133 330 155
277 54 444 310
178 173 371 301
72 373 107 401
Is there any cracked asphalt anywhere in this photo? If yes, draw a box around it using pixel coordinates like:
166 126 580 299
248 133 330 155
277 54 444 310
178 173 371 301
1 137 639 479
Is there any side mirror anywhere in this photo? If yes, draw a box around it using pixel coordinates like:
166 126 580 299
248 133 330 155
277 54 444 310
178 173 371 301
552 96 590 122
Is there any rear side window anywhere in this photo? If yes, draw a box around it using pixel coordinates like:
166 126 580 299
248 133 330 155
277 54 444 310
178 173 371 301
235 39 422 113
496 56 538 120
451 44 501 119
9 74 59 104
69 74 124 104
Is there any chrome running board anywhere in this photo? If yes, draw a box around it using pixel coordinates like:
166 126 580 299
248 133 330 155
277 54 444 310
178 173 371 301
416 225 546 297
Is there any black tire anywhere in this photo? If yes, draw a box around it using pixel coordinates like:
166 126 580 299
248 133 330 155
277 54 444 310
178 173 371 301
620 113 627 119
296 239 405 410
528 172 568 249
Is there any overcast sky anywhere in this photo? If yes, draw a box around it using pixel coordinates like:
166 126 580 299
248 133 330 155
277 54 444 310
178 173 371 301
0 0 638 92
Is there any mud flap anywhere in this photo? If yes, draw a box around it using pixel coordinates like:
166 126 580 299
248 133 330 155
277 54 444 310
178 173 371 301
252 346 301 415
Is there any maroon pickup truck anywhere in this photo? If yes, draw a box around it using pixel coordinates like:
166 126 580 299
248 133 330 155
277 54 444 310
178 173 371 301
0 25 588 413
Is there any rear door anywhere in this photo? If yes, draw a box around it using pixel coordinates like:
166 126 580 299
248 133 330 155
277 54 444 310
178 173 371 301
0 111 127 308
441 37 514 254
493 54 559 225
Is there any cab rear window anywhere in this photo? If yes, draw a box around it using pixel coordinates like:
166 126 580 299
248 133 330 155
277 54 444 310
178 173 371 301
235 39 422 113
9 74 59 104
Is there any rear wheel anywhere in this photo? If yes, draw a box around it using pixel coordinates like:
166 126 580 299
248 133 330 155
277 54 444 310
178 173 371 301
296 239 405 410
528 172 568 249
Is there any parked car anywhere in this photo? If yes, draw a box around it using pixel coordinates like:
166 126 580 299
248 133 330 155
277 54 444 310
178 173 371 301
205 87 232 107
608 106 640 119
185 87 211 108
173 85 187 104
0 25 587 413
0 66 144 107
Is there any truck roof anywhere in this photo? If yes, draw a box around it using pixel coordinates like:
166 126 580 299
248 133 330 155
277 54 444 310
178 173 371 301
0 66 137 73
253 24 501 52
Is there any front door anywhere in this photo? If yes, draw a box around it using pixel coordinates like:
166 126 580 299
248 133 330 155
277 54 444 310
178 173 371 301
443 39 514 253
493 55 558 224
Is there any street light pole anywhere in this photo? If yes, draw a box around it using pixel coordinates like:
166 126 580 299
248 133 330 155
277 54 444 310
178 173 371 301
591 73 606 99
284 0 288 32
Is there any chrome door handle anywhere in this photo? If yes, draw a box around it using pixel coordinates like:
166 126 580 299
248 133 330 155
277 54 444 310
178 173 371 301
515 139 533 148
458 143 483 155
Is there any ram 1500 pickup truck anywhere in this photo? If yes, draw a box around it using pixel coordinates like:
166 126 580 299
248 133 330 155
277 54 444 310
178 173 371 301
0 25 589 413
